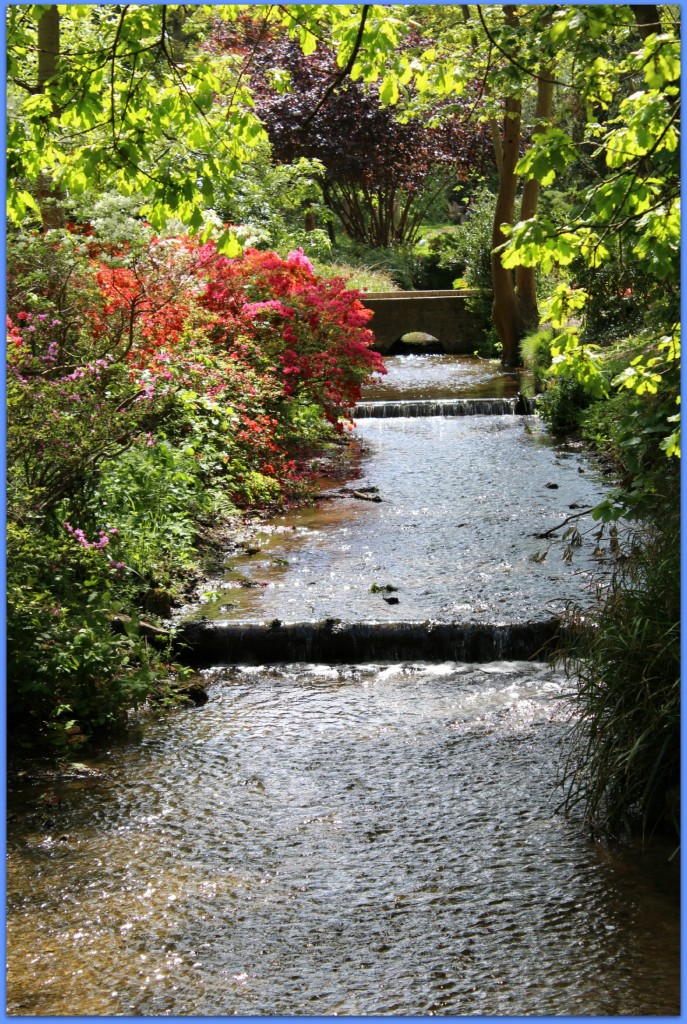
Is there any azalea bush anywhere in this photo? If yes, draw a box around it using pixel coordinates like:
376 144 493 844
7 226 383 751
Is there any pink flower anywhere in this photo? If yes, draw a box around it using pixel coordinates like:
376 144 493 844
242 300 293 319
286 248 315 275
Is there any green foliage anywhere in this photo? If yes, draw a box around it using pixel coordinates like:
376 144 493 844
328 238 417 290
570 255 648 344
6 523 163 752
6 223 383 753
519 327 555 392
536 374 591 436
7 5 270 230
502 17 680 314
411 228 466 290
85 440 219 590
441 187 500 356
549 322 681 837
312 261 400 293
559 500 680 837
211 146 334 261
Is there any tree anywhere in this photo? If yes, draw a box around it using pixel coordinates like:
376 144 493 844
33 5 66 229
6 4 410 237
7 4 266 239
325 4 676 366
206 14 493 247
500 4 679 415
474 7 555 364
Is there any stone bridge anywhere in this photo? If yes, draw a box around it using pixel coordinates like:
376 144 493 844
360 290 483 354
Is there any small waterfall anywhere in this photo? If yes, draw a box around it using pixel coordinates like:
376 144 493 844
353 397 534 418
174 617 564 666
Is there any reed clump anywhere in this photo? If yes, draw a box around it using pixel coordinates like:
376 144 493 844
559 499 680 838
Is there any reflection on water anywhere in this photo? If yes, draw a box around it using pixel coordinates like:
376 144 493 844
363 353 533 402
6 663 679 1016
191 416 612 623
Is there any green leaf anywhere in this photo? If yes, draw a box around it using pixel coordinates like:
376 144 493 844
379 75 399 106
216 230 242 258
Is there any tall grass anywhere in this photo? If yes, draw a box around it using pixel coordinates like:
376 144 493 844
559 501 680 837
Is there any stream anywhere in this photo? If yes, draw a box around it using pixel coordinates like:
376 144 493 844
6 355 680 1016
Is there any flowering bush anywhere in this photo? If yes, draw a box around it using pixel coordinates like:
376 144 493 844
7 226 383 750
190 242 384 426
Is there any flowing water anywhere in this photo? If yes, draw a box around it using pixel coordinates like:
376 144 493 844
361 353 528 401
188 416 610 624
6 355 680 1016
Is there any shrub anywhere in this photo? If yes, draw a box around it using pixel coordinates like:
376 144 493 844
438 186 500 355
7 227 384 750
6 522 163 752
312 260 401 293
328 237 417 289
412 229 466 290
519 327 555 392
534 374 590 435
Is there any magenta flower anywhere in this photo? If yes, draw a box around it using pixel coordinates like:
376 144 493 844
286 248 315 274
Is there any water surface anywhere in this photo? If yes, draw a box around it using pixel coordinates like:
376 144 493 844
6 662 680 1016
363 353 532 401
191 417 612 623
8 356 675 1018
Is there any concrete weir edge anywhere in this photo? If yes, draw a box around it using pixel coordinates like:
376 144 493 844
173 618 566 666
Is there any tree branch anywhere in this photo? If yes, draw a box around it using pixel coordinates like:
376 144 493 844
476 6 568 88
300 5 371 129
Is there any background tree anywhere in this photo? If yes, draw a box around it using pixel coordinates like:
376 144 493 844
206 14 493 248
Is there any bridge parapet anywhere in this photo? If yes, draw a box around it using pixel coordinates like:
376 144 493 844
360 289 484 354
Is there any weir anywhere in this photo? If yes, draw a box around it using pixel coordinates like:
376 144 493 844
354 396 535 418
175 617 564 666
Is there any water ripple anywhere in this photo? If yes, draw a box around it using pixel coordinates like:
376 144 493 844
7 662 679 1016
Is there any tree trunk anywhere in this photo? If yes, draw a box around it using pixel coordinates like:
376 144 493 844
491 92 523 367
630 5 662 40
491 6 555 367
36 5 65 230
514 68 555 331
